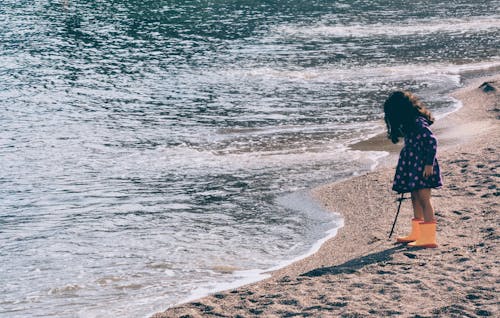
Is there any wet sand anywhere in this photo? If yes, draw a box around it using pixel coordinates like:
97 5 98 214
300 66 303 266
152 75 499 318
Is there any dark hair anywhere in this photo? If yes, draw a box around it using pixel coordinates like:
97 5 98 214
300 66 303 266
383 91 434 144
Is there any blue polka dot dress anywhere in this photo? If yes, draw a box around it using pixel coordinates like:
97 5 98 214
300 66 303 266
392 116 443 193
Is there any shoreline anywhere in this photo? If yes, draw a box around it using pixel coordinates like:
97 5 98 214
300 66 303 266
152 74 499 317
169 190 345 312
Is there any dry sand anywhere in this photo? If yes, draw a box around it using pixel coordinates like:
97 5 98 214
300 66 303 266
153 76 499 318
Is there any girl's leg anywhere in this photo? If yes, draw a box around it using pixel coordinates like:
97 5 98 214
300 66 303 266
414 188 435 222
411 191 424 220
396 191 424 243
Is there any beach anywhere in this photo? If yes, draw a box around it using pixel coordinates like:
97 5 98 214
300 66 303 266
153 76 499 318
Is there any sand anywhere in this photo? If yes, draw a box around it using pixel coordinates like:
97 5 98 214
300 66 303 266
152 75 499 318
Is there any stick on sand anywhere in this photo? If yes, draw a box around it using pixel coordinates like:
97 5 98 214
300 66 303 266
389 193 405 238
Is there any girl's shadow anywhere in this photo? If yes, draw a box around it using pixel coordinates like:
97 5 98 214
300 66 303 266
300 245 407 277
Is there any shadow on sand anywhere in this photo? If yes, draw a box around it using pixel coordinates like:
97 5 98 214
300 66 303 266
300 245 407 277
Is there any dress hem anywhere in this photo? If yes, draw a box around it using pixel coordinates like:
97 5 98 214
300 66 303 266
393 185 442 194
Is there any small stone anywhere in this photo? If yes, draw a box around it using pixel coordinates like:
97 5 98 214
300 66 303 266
403 252 417 259
479 82 496 93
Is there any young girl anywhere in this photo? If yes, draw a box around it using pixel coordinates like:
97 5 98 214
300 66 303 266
384 91 442 248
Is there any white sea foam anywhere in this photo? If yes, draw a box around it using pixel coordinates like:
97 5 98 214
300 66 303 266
435 97 464 120
221 60 500 84
274 16 500 38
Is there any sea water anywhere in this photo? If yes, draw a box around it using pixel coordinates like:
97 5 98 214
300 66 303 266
0 1 499 317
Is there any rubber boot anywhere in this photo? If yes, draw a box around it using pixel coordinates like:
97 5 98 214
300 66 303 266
408 221 437 248
396 218 423 243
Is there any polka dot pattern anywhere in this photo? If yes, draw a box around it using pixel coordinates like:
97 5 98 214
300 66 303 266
392 116 443 193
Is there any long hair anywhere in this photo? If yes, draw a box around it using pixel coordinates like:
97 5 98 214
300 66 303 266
384 91 434 144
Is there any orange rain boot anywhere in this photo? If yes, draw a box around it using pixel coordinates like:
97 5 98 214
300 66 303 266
408 221 437 248
396 218 423 243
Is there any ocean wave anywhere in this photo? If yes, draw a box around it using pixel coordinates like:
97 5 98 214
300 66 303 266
217 60 500 83
273 16 500 38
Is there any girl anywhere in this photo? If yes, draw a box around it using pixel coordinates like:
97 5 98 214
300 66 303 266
384 91 442 248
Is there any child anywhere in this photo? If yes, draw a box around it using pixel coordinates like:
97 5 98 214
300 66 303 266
384 91 442 248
